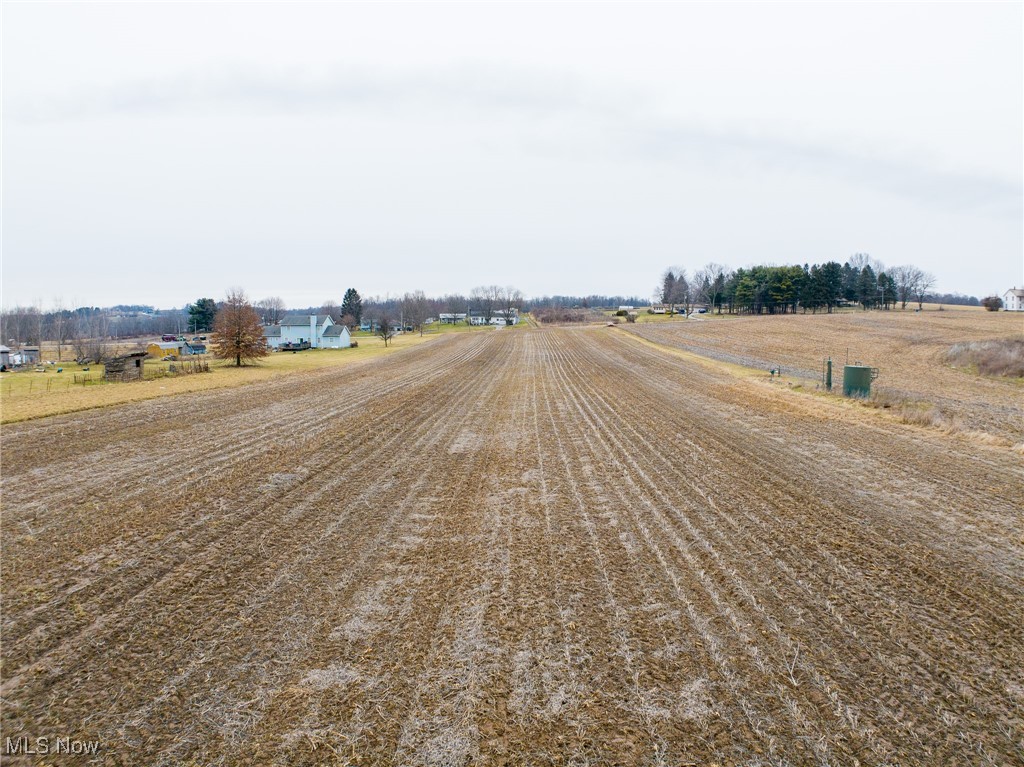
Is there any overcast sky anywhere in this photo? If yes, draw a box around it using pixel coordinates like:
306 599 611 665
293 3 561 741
2 2 1021 309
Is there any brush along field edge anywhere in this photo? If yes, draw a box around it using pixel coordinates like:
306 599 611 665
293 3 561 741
1 328 1021 765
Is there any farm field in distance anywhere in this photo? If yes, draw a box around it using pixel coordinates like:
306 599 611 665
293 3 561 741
627 305 1024 445
1 322 1021 765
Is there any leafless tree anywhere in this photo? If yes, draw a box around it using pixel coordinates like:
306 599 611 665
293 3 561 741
1 306 29 347
401 290 431 335
471 286 501 324
72 310 110 363
320 300 340 322
376 315 396 347
212 289 268 366
499 286 523 325
256 296 287 324
49 299 74 361
914 271 937 310
889 265 924 310
26 302 45 347
847 252 886 274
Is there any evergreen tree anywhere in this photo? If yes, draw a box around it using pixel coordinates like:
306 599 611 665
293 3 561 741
660 270 677 304
188 298 217 332
341 288 363 323
858 265 878 309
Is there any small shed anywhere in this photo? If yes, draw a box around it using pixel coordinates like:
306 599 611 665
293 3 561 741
104 351 148 382
22 346 41 364
0 345 10 368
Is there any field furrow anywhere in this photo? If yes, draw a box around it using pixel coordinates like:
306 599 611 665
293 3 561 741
2 326 1020 766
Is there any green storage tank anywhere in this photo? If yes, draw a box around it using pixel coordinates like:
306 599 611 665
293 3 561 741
843 365 875 397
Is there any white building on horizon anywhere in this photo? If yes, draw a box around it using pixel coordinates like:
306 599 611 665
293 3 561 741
1002 288 1024 311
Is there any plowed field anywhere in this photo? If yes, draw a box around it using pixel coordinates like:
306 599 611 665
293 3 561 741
2 328 1021 766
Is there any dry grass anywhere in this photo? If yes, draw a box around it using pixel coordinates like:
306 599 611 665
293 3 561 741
945 338 1024 377
866 389 951 429
626 305 1024 443
0 332 439 424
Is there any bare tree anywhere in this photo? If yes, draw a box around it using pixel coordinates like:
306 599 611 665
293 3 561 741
914 271 937 310
889 265 916 310
499 286 523 325
847 252 886 274
470 286 500 324
212 289 268 366
256 296 286 324
320 300 341 322
24 302 45 347
700 262 731 313
71 310 110 363
376 315 396 347
401 290 430 335
49 299 73 361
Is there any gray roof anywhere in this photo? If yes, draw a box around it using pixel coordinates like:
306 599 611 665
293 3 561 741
1005 288 1024 297
281 314 331 326
263 325 282 337
322 324 350 337
0 345 9 353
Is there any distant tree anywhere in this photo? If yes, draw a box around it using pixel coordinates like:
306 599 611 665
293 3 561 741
878 272 897 309
981 296 1003 311
256 296 286 324
341 288 363 323
889 265 921 310
857 265 878 309
71 309 110 363
499 285 523 325
914 271 937 310
401 290 430 335
660 269 677 304
696 263 730 313
188 298 218 332
376 315 396 347
470 286 500 324
49 299 72 361
320 300 340 321
212 289 268 366
340 313 357 329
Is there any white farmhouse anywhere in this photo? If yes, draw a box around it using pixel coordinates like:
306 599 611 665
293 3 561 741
264 314 352 349
1002 288 1024 311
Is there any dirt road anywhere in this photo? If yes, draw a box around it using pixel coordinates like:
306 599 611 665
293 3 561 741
2 328 1021 766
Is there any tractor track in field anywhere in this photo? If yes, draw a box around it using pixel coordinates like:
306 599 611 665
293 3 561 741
2 326 1020 766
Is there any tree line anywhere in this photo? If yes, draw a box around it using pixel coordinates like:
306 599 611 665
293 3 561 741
656 255 966 315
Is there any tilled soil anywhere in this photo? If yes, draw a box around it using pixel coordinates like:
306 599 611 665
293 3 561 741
2 327 1021 766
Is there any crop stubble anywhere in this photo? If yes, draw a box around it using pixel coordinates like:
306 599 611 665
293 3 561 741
1 327 1021 766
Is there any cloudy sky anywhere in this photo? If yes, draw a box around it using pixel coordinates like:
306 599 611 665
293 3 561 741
3 2 1021 308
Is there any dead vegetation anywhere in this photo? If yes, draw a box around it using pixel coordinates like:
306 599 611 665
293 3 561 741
531 307 605 324
1 328 1021 765
945 337 1024 377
